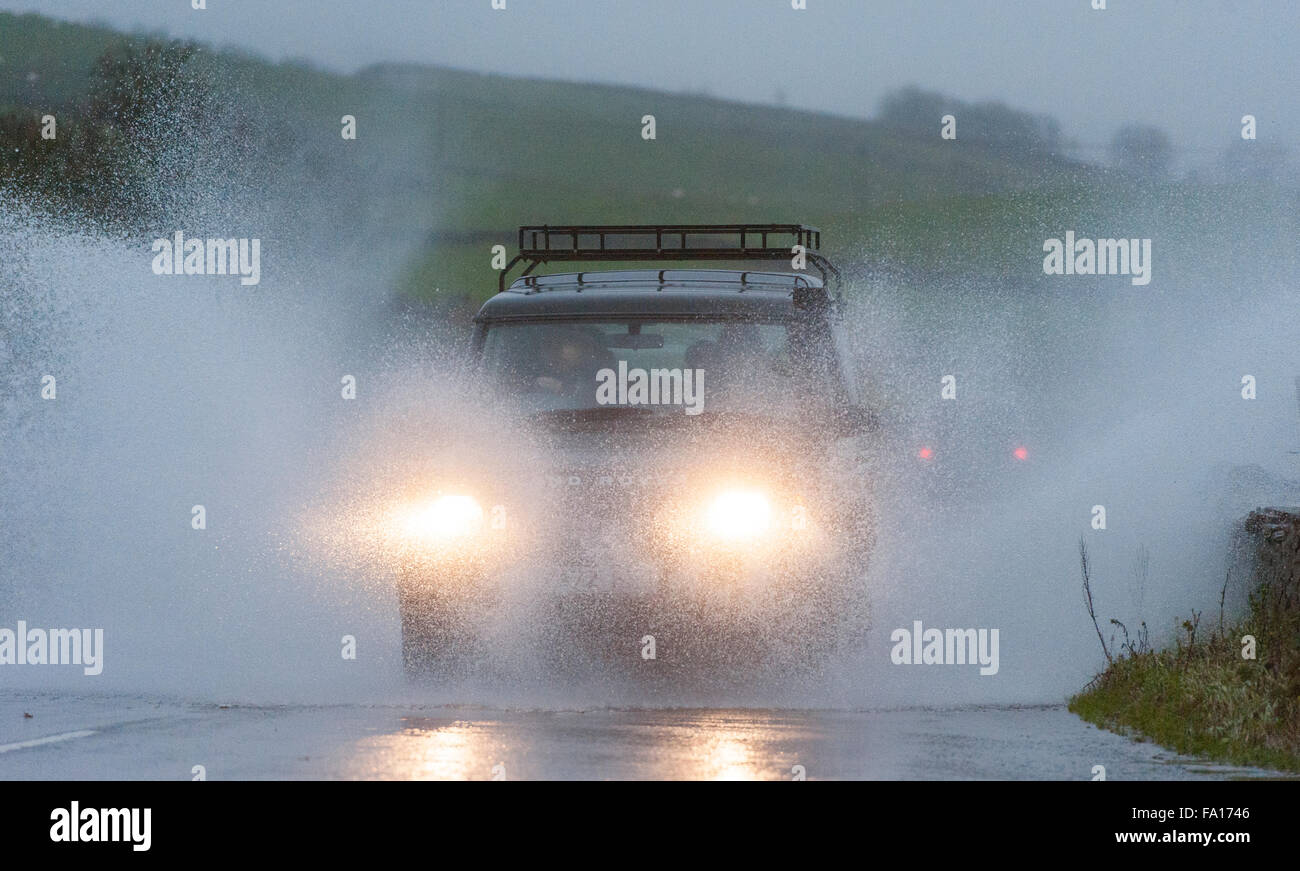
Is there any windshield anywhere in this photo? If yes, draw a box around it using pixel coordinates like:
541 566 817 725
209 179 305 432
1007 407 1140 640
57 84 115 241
479 319 842 417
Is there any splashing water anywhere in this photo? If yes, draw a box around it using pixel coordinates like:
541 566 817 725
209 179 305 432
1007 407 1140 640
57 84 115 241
3 97 1297 711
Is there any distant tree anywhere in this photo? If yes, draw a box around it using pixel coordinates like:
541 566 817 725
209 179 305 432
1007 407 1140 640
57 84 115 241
1109 123 1173 179
1219 141 1289 182
878 86 1065 159
967 100 1063 157
84 41 201 136
0 39 225 225
878 86 950 133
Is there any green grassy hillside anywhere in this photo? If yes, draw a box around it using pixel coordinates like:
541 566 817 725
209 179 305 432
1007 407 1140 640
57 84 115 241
3 11 1293 304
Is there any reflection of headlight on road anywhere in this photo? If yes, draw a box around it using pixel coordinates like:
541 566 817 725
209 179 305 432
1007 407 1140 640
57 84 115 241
704 489 773 540
401 494 484 540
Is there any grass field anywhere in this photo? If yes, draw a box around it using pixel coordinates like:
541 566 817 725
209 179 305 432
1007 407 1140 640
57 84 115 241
0 11 1087 301
2 11 1295 305
1069 617 1300 774
1070 530 1300 775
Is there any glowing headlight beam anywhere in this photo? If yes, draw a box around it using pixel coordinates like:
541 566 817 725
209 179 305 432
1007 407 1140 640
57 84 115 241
704 489 773 540
401 494 484 540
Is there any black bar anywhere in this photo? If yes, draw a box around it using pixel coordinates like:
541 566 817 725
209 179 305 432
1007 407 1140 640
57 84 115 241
4 781 1285 857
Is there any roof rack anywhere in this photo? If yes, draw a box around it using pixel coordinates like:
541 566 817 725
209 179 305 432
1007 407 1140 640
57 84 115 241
498 223 841 297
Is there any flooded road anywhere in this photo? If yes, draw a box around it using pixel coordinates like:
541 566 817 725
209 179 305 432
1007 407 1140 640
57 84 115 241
1 693 1288 780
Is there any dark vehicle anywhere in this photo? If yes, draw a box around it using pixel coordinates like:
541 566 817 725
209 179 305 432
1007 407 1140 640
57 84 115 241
397 225 878 683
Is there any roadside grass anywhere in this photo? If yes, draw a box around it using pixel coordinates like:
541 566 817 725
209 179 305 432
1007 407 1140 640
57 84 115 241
1070 635 1300 774
1069 541 1300 774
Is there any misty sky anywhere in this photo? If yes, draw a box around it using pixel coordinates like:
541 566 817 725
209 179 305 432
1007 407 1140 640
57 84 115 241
4 0 1297 159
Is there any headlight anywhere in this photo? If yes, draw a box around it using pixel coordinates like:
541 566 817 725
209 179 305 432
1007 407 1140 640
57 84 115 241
401 494 484 540
704 489 773 540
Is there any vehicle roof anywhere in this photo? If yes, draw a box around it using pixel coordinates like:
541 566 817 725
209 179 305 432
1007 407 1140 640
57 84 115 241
474 269 825 322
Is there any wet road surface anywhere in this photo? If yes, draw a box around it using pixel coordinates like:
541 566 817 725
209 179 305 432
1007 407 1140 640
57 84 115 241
1 693 1290 780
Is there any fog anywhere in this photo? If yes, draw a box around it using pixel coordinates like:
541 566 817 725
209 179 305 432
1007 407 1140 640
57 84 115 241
4 0 1299 163
1 1 1297 712
3 114 1296 708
